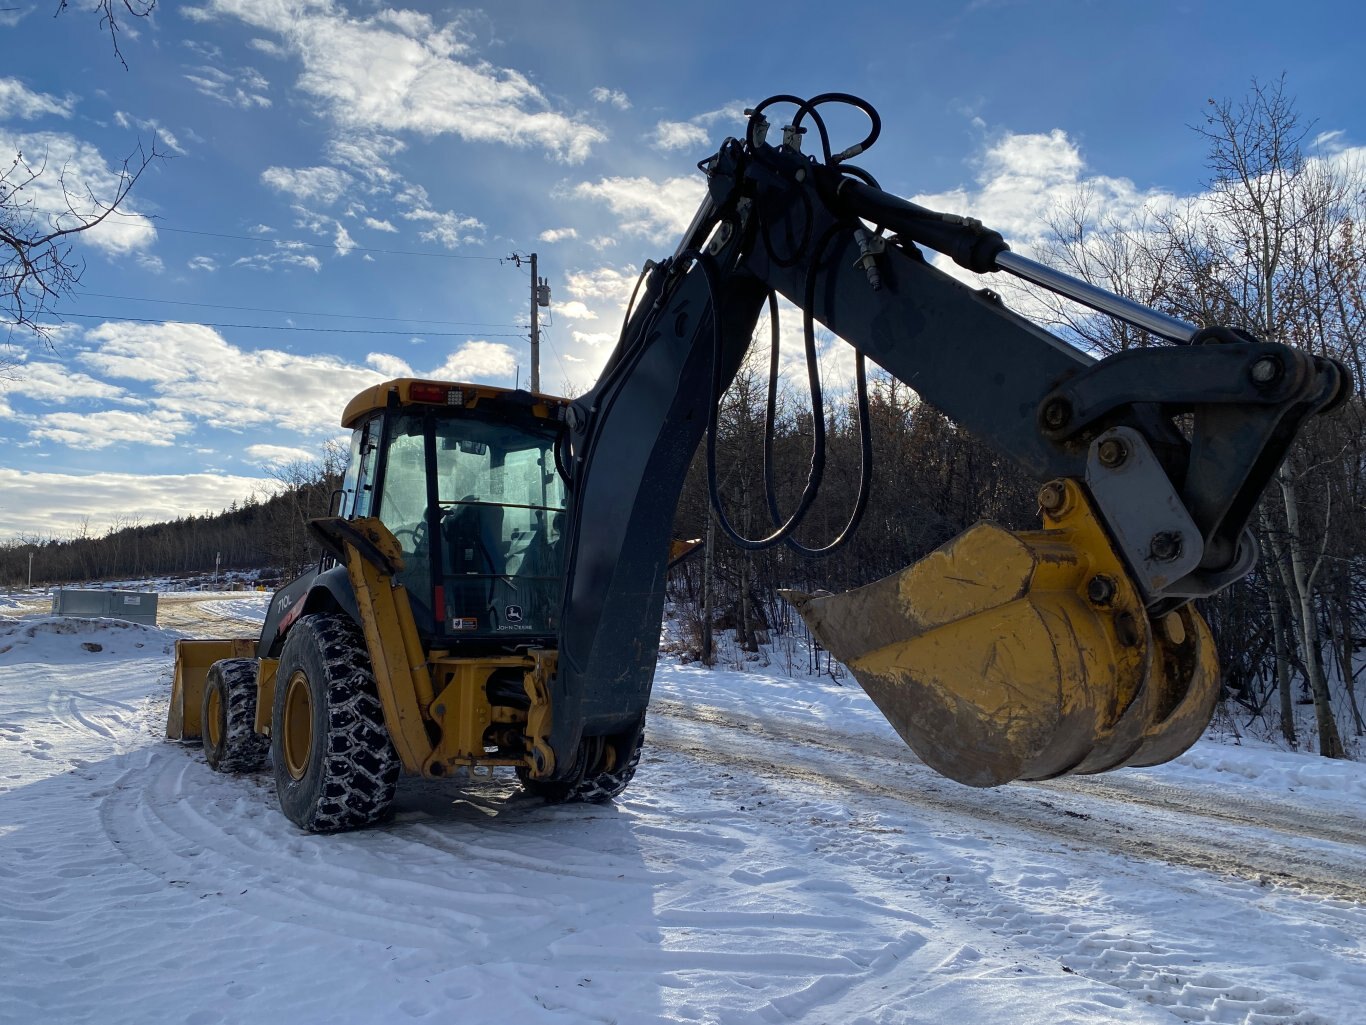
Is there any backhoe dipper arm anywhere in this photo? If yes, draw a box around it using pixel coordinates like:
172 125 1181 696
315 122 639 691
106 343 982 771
547 99 1349 787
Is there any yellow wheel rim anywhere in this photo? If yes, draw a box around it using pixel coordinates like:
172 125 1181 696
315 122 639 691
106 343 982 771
282 670 314 781
205 685 222 750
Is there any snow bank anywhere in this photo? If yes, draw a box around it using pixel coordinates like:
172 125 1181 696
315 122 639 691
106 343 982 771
0 615 176 663
1161 738 1366 801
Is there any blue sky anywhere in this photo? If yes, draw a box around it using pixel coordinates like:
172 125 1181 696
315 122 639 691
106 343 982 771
1 0 1362 540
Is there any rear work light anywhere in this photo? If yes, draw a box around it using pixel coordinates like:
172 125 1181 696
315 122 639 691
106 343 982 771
409 382 464 405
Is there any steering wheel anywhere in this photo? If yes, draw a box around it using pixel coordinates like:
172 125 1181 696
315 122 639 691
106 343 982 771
392 516 428 550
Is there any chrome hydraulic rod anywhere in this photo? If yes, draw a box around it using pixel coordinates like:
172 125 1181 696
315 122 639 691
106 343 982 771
835 175 1199 344
993 250 1198 345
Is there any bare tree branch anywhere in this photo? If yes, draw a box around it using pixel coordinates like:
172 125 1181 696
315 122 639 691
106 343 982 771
1 137 161 342
0 1 161 348
54 0 157 70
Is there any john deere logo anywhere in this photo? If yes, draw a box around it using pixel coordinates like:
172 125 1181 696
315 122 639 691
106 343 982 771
505 605 523 624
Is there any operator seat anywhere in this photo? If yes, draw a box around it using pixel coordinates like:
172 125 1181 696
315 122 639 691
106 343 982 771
444 498 505 627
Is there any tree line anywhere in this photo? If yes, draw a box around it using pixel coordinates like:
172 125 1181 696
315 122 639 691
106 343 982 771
0 454 342 589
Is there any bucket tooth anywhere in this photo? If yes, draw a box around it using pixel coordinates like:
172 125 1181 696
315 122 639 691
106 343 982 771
783 480 1218 786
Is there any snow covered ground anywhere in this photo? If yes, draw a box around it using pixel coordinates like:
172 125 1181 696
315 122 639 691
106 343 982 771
2 597 1364 1025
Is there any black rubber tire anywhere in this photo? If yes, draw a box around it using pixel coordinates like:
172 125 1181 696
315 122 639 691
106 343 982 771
270 613 400 833
518 727 644 804
202 658 270 773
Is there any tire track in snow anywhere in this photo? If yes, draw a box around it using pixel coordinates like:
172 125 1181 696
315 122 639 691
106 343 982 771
47 689 135 749
98 746 952 1022
97 749 657 950
651 699 1366 902
647 712 1365 1025
655 697 1366 849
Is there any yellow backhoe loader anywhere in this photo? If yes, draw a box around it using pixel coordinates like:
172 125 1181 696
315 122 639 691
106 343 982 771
168 94 1349 832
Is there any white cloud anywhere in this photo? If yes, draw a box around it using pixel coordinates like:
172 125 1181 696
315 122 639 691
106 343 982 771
692 102 749 128
248 37 287 58
114 111 188 155
591 87 630 110
231 240 323 272
570 329 616 348
77 321 388 436
1312 129 1347 154
984 129 1083 186
327 132 407 187
0 467 281 541
568 175 705 243
396 183 485 247
188 255 218 271
402 208 484 248
181 37 224 60
365 352 412 378
539 227 578 243
0 361 129 404
195 0 606 163
261 164 354 204
912 128 1169 253
554 301 596 320
549 264 644 385
562 265 641 304
29 409 192 449
424 341 517 382
650 120 709 152
246 443 318 467
371 7 445 40
363 216 397 232
15 321 83 345
649 102 747 152
7 320 533 489
0 128 157 256
0 77 75 120
333 222 356 256
183 64 272 109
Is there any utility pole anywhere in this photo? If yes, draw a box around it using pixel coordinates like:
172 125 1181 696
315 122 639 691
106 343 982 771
511 251 552 393
529 252 540 393
28 551 34 589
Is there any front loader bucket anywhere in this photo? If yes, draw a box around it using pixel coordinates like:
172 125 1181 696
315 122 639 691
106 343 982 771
784 480 1219 787
166 638 257 741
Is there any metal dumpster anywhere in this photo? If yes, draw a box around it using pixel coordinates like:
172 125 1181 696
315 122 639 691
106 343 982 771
51 588 159 626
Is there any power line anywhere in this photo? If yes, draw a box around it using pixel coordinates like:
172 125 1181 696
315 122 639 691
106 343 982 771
79 291 526 329
51 311 530 338
44 208 507 261
150 223 505 260
538 323 574 390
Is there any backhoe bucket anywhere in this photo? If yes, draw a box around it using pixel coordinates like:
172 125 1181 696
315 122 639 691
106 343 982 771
783 480 1219 787
166 638 258 741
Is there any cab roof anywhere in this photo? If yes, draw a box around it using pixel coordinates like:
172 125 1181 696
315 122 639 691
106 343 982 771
341 378 572 429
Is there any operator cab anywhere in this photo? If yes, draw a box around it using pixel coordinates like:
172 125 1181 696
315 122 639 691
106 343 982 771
336 379 571 646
